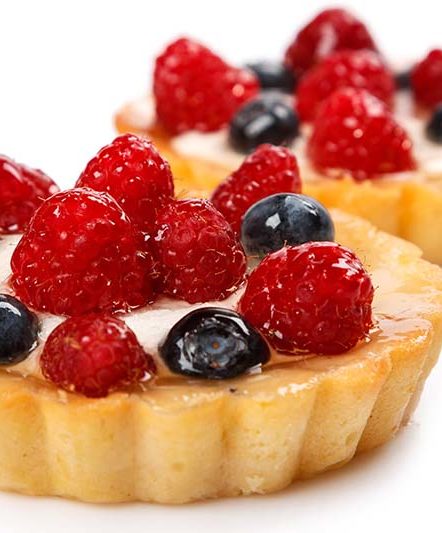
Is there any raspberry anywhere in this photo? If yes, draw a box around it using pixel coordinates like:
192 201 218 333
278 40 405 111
296 50 395 121
307 88 416 181
0 155 59 234
411 49 442 108
153 199 246 303
41 314 156 398
153 37 259 134
211 144 301 233
284 8 377 77
76 134 174 234
238 242 374 355
11 188 155 316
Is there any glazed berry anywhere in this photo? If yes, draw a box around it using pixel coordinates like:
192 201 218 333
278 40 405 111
153 199 246 303
11 188 156 316
76 134 174 234
411 49 442 108
211 144 301 234
0 294 39 365
239 242 374 355
308 88 416 181
296 50 395 121
41 314 155 398
229 96 299 152
284 8 377 77
245 61 296 92
160 308 269 379
395 69 411 90
241 193 334 257
426 105 442 143
153 37 259 134
0 155 59 234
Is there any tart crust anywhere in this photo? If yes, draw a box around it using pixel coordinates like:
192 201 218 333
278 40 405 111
0 211 441 503
115 104 442 264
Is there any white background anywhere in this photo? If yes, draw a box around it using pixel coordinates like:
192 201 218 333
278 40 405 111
0 0 441 531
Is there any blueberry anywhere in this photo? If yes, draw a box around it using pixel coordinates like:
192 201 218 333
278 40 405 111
245 61 296 92
229 95 299 153
395 70 411 90
426 104 442 143
0 294 39 365
160 307 270 379
241 193 335 257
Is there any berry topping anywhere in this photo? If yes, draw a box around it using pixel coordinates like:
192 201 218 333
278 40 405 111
395 69 411 91
0 294 39 365
153 199 246 304
284 8 377 77
245 61 296 92
11 188 156 316
76 134 174 234
153 37 259 134
239 242 374 355
296 50 395 121
411 49 442 108
211 144 301 234
41 314 155 398
0 155 59 234
241 193 334 257
426 104 442 143
307 88 416 181
229 95 299 153
160 307 269 379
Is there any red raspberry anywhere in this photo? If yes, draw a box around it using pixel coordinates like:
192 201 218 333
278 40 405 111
284 8 377 77
41 314 156 398
238 242 374 355
296 50 394 121
11 188 155 316
153 37 259 134
307 88 416 181
153 199 246 303
411 49 442 108
211 144 301 234
76 134 174 234
0 155 59 234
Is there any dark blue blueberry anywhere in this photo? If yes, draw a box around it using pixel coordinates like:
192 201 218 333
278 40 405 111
241 193 335 257
245 61 296 92
395 69 411 90
160 308 270 379
229 95 299 153
0 294 39 365
426 104 442 143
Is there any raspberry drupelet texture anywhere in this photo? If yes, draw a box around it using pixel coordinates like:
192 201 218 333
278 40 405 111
153 37 259 134
0 155 59 234
307 88 416 181
211 144 302 233
284 8 377 77
411 49 442 108
296 50 395 121
238 241 374 355
11 188 156 316
41 314 156 398
153 199 247 303
76 134 174 234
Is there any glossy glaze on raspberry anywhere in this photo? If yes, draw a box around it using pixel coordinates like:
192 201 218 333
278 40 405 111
41 314 156 398
238 241 374 355
284 8 377 76
307 88 416 181
153 199 246 303
0 155 59 234
11 188 156 316
296 50 395 121
211 144 301 233
77 134 174 234
153 37 259 134
411 49 442 108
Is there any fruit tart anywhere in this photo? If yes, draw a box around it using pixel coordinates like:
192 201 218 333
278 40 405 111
0 135 441 504
115 8 442 264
